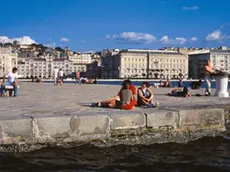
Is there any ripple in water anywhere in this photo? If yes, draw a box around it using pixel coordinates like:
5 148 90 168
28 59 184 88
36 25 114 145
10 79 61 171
0 137 230 172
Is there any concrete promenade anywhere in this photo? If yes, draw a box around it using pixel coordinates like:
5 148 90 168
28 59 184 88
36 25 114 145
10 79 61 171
0 83 230 152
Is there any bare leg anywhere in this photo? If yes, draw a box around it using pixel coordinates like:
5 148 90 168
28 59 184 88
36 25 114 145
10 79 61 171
96 96 119 108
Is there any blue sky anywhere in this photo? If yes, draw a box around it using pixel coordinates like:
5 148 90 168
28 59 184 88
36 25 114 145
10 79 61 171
0 0 230 51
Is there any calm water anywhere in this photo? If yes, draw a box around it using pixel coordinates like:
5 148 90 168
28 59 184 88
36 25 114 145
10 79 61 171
44 80 230 89
1 137 230 172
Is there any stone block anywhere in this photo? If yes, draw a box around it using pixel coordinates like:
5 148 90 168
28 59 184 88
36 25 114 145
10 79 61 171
70 114 110 136
179 108 225 127
0 118 33 144
146 110 179 129
109 111 146 130
33 116 72 138
0 118 33 137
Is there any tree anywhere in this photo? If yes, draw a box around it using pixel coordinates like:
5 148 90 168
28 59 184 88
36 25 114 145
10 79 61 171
4 43 13 47
38 44 48 50
55 47 64 52
31 43 38 47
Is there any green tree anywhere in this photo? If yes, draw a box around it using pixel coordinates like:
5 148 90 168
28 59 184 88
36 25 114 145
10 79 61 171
55 47 64 52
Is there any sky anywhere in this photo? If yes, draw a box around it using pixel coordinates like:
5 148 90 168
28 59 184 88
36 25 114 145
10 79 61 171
0 0 230 51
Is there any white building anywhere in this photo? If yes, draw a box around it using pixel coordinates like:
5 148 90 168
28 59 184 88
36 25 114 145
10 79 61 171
102 49 188 79
0 47 18 76
68 53 92 64
18 57 73 78
189 47 230 79
72 63 87 73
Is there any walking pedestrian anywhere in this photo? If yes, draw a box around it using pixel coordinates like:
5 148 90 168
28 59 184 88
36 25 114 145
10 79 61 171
54 67 59 85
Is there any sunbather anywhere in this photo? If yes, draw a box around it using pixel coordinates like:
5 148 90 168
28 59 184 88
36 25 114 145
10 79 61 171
93 79 136 110
168 86 191 97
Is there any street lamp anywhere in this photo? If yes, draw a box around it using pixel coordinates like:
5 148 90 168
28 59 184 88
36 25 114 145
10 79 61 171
118 66 120 79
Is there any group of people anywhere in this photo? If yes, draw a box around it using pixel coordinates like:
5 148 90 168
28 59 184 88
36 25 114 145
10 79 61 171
54 67 64 86
92 80 159 110
0 60 224 100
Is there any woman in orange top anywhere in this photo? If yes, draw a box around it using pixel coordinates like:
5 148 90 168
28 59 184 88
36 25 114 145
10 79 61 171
93 80 136 110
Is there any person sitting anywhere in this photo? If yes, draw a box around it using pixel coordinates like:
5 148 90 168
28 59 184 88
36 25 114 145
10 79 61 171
79 77 88 84
191 79 202 89
85 78 96 84
168 86 191 98
93 79 136 110
159 80 164 87
137 82 159 107
1 67 19 97
178 79 183 88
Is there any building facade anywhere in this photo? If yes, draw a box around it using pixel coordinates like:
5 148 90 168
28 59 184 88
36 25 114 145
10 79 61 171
68 53 92 64
17 57 73 78
189 48 230 79
0 47 18 76
102 49 188 79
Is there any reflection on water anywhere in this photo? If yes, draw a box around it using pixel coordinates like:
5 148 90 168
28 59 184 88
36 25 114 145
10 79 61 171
0 137 230 172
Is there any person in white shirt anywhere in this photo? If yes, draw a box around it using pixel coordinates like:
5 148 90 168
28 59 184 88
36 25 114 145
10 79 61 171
1 67 19 97
58 69 64 85
54 67 59 85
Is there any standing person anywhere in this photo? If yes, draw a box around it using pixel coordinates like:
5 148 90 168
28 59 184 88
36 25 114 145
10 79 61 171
1 67 19 97
54 67 59 85
164 79 171 87
205 60 216 96
75 71 80 85
58 69 64 86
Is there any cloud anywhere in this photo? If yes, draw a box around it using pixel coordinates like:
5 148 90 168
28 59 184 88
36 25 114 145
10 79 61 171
105 35 110 39
160 35 187 44
160 35 172 44
220 23 230 29
60 37 70 43
45 42 56 48
107 32 156 44
0 36 36 45
182 6 199 11
175 37 187 44
206 30 224 41
190 37 198 42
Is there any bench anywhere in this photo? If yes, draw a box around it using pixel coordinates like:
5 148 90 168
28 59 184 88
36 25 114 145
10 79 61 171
0 85 19 97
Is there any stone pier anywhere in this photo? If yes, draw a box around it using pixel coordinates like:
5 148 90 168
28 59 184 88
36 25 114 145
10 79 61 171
0 83 230 152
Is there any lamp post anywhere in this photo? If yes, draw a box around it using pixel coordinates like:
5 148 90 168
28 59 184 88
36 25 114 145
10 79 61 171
118 66 120 79
146 52 150 79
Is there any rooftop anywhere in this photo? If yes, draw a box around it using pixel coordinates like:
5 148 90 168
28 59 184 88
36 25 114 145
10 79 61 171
188 49 230 55
119 49 183 55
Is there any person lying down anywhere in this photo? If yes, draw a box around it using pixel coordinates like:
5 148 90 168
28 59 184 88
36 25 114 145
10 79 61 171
168 86 191 98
